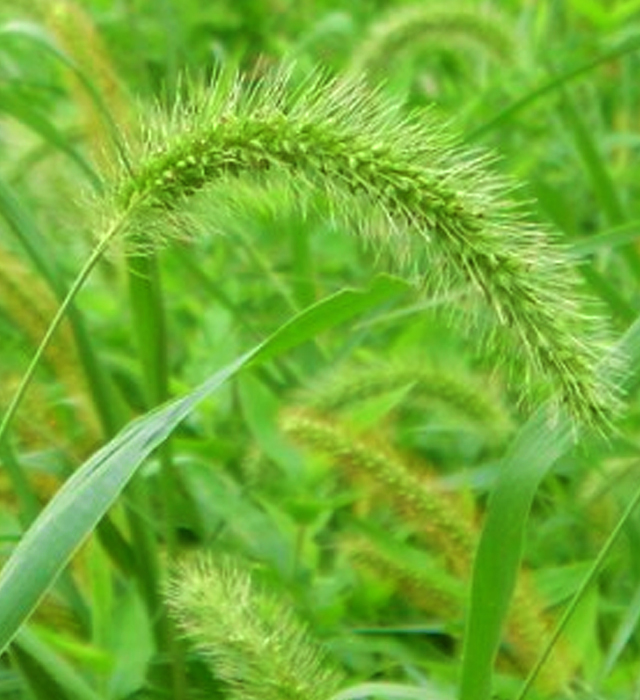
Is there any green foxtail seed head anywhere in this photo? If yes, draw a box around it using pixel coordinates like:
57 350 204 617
294 359 513 443
349 4 515 77
109 67 617 425
166 554 343 700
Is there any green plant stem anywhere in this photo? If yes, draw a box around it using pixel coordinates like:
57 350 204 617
0 218 127 449
0 198 184 692
0 175 125 439
0 207 141 605
515 474 640 700
127 251 188 700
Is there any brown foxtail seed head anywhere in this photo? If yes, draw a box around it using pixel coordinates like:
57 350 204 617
280 408 476 574
109 68 618 426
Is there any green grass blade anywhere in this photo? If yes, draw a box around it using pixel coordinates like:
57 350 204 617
597 578 640 685
333 683 452 700
0 274 406 656
127 251 186 699
515 478 640 700
569 220 640 258
0 19 130 171
0 174 125 437
0 90 101 189
458 410 573 700
559 90 625 226
0 174 64 293
458 315 640 700
0 176 134 576
466 36 640 142
558 89 640 278
11 628 102 700
579 264 637 323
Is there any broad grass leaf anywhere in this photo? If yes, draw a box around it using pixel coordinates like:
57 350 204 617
0 274 407 655
459 314 640 700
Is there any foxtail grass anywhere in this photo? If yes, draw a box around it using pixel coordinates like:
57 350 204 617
0 67 616 457
282 407 576 690
294 359 513 443
344 534 465 620
349 4 515 77
166 555 344 700
109 69 615 425
281 408 475 575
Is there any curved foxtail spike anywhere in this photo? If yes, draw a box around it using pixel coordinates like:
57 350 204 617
280 408 476 575
344 534 465 619
109 68 616 425
166 554 344 700
294 359 514 443
349 4 516 76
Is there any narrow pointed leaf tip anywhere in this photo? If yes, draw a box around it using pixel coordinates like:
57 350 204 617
111 68 617 425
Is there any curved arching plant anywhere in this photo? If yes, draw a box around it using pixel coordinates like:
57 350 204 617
349 4 515 77
0 65 617 459
109 68 613 424
0 63 622 683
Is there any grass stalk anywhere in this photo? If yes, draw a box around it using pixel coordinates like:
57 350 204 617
126 250 188 699
515 474 640 700
0 218 128 450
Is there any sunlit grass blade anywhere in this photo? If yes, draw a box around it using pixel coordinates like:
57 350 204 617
458 314 640 700
0 274 407 656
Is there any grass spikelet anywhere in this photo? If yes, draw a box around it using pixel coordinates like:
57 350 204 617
166 554 344 700
349 4 516 76
296 360 513 443
280 409 475 575
282 408 576 690
109 68 615 425
344 534 465 620
504 574 576 693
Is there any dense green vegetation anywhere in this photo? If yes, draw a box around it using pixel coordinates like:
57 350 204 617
2 1 640 699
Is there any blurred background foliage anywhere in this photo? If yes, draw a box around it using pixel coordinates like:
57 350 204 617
2 1 640 699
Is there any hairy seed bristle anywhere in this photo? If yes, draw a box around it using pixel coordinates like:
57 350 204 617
281 409 475 574
166 555 343 700
109 69 617 425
